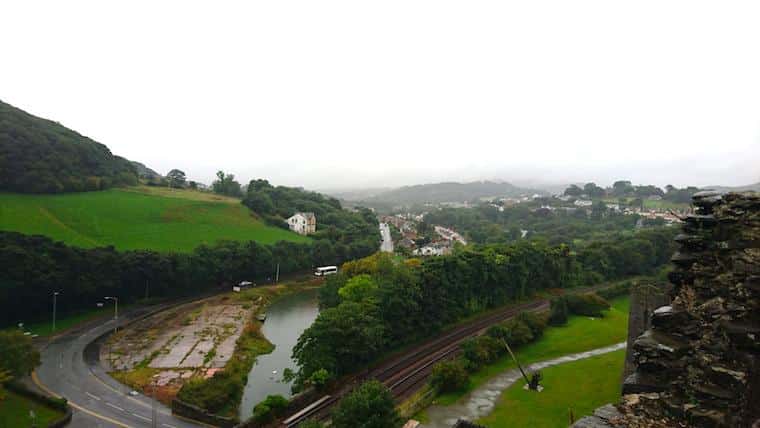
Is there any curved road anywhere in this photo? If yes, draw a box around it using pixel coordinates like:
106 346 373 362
34 306 203 428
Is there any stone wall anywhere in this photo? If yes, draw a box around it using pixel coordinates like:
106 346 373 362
575 191 760 428
622 282 672 380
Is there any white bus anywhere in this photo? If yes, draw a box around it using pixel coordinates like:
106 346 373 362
314 266 338 276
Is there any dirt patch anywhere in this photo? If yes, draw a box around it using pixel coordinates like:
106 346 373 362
105 294 256 402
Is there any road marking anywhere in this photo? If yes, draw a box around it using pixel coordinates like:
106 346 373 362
86 391 102 401
106 402 125 411
162 424 178 428
132 412 151 422
31 371 134 428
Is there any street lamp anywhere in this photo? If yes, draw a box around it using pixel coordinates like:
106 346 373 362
52 291 61 333
104 296 118 321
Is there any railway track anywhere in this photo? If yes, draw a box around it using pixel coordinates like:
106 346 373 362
282 299 549 427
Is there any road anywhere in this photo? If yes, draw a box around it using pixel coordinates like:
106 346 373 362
34 305 203 428
379 222 393 253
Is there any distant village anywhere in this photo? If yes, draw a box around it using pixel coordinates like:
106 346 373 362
378 189 691 257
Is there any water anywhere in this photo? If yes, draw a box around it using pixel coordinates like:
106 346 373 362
239 288 320 420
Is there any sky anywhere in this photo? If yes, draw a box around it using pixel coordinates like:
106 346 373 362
1 1 759 190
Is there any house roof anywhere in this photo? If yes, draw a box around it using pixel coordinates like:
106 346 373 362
290 212 316 220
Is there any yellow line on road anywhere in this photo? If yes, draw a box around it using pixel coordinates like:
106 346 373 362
32 371 135 428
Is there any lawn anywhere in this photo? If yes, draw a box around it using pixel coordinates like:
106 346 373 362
19 306 114 337
0 187 309 252
436 296 629 405
477 349 626 428
0 390 64 427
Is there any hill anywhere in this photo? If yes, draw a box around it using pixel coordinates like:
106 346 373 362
359 180 541 206
0 100 138 193
0 186 308 252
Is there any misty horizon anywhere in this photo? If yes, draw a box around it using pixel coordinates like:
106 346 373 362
2 1 759 190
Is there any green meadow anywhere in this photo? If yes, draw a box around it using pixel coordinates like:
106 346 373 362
435 296 629 405
478 349 626 428
0 187 309 252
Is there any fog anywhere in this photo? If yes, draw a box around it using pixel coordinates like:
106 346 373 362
1 1 759 190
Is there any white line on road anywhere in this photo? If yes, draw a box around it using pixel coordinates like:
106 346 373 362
162 424 178 428
86 392 102 401
131 413 151 422
106 402 125 412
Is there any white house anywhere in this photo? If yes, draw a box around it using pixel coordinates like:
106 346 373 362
574 199 593 207
286 212 316 235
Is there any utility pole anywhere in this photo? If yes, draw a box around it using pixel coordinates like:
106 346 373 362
52 291 61 333
275 263 280 283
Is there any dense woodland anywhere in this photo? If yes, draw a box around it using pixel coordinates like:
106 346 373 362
423 203 643 246
0 100 138 193
0 231 375 326
243 179 380 258
291 225 675 389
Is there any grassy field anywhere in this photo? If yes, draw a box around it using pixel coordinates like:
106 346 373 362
0 186 309 252
435 296 629 405
0 390 64 427
477 349 626 428
19 306 115 337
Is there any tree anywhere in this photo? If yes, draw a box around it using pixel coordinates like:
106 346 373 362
0 330 40 377
612 180 634 196
331 380 401 428
212 171 242 197
548 297 569 326
166 169 186 188
430 359 469 392
583 182 606 198
338 274 378 303
563 184 583 196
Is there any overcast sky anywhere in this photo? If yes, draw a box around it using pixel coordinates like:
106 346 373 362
1 1 758 190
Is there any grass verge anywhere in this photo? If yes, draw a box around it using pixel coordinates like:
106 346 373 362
434 296 629 406
477 349 626 427
0 390 64 427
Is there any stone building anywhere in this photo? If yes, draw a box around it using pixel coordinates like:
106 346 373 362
286 212 316 235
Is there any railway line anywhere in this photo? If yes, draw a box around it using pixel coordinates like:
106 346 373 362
283 299 549 427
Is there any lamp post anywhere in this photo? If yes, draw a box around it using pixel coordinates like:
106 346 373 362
104 296 118 321
52 291 61 333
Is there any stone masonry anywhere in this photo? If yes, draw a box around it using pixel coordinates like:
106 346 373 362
574 192 760 428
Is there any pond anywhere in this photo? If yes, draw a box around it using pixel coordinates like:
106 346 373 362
239 288 320 420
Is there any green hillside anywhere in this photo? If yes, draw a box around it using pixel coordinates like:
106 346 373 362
0 187 308 252
0 99 138 193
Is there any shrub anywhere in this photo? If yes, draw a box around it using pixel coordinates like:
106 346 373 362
461 335 503 369
430 359 469 393
597 281 632 300
548 297 569 326
252 394 289 423
504 319 534 346
332 380 400 428
517 311 547 338
565 293 610 317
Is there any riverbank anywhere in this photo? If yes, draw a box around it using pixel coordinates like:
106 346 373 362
417 296 629 425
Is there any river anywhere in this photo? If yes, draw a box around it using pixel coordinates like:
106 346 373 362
239 288 320 420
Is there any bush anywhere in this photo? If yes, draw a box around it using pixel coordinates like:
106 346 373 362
461 335 503 369
565 293 610 317
332 380 401 428
504 319 534 346
252 394 289 423
430 359 469 393
597 281 633 300
517 311 547 338
548 297 569 326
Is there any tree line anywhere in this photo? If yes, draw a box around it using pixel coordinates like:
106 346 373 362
291 227 675 390
0 231 376 327
0 100 138 193
564 180 698 203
